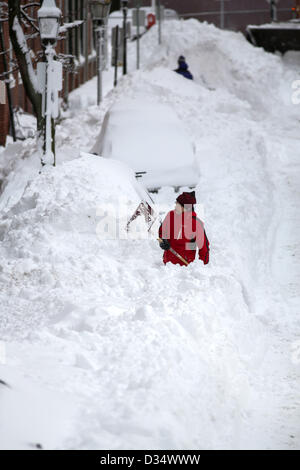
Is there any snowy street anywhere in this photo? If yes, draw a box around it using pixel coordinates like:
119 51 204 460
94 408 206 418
0 19 300 449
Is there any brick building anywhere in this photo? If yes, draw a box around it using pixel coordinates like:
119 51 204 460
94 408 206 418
0 0 97 147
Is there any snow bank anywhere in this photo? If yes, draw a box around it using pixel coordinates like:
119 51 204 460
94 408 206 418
0 154 142 304
136 19 284 114
0 153 273 449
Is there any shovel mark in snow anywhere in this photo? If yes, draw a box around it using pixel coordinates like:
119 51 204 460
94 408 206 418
0 379 10 388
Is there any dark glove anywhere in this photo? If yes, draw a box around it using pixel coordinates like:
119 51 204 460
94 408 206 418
159 239 170 251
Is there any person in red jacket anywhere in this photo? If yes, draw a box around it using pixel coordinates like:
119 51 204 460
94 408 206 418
158 191 209 266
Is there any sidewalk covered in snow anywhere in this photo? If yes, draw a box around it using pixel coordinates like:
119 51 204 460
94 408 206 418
0 19 300 450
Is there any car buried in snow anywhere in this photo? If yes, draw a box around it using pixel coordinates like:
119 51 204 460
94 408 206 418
91 98 199 191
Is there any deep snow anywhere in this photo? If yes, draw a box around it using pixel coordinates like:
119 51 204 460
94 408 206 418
0 19 300 450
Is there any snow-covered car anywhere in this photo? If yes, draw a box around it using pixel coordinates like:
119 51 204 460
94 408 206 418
91 98 198 190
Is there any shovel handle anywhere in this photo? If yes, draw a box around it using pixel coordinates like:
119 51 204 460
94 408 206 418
157 238 189 266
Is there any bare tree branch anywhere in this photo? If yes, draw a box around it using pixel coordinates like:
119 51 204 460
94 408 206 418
20 11 39 33
22 2 41 10
0 65 19 78
24 31 40 40
0 48 10 56
59 20 83 33
20 5 39 32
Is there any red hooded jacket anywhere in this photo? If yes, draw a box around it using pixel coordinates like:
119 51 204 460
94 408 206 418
159 210 210 266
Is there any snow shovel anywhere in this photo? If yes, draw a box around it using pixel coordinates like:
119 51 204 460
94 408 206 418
158 237 189 266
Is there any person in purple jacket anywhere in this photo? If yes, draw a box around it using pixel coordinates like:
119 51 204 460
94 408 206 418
174 56 193 80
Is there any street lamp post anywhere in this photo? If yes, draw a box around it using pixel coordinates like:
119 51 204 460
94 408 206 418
90 0 112 105
38 0 61 166
121 0 128 75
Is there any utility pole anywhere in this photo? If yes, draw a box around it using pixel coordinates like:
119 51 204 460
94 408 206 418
215 0 230 29
157 0 162 45
220 0 224 29
121 0 128 75
270 0 278 21
90 1 112 105
96 26 104 103
136 1 141 69
113 25 119 87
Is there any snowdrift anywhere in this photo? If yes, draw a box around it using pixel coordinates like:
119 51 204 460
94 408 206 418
0 154 156 449
0 154 149 301
0 152 272 450
135 19 286 114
